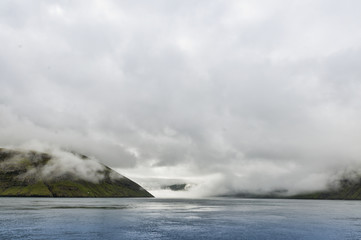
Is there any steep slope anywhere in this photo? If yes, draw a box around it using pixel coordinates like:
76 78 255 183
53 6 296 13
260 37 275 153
0 148 153 197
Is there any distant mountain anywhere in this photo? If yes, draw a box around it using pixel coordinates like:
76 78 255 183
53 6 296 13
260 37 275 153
0 148 153 198
161 183 188 191
291 178 361 200
221 178 361 200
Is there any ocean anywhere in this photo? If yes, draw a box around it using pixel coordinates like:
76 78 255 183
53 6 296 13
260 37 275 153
0 197 360 239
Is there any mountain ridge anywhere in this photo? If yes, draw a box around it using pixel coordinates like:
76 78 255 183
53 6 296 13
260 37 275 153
0 148 153 198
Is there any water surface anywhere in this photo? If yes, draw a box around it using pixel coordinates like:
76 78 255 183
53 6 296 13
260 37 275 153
0 198 360 239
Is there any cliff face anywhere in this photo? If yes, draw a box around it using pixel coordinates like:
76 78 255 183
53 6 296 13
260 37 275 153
0 148 153 198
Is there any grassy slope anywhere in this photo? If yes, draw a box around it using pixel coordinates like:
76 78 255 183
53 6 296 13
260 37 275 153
0 148 153 198
291 179 361 200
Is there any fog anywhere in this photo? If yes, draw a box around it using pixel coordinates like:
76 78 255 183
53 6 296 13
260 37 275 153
1 0 361 197
1 146 108 183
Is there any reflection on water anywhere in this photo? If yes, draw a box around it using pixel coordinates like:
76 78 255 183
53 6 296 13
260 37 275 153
0 198 361 239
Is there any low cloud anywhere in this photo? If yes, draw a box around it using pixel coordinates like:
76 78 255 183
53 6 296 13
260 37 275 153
39 150 106 183
2 146 107 183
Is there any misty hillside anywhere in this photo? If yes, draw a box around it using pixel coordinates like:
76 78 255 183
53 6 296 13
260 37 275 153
0 148 153 198
222 178 361 200
291 178 361 200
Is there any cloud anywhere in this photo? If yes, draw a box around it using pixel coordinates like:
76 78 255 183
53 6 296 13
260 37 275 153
1 0 361 197
1 147 107 183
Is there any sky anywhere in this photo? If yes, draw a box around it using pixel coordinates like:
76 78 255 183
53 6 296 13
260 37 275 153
1 0 361 197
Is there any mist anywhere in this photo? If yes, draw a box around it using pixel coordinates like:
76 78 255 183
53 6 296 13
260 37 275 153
1 0 361 197
1 146 108 183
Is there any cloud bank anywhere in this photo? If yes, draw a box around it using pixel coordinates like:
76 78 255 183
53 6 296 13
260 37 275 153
1 0 361 197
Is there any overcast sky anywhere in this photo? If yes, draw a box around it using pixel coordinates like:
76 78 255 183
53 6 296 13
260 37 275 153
1 0 361 196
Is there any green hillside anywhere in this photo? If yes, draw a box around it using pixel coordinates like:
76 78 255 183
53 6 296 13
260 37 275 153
0 148 153 198
291 178 361 200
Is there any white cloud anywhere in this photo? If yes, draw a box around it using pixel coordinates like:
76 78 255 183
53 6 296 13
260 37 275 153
1 0 361 196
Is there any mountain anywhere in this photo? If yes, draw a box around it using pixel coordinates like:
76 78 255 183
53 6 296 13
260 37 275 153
221 178 361 200
161 183 188 191
291 178 361 200
0 148 153 198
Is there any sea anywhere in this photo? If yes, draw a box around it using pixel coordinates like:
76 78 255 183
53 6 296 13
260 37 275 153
0 197 360 240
